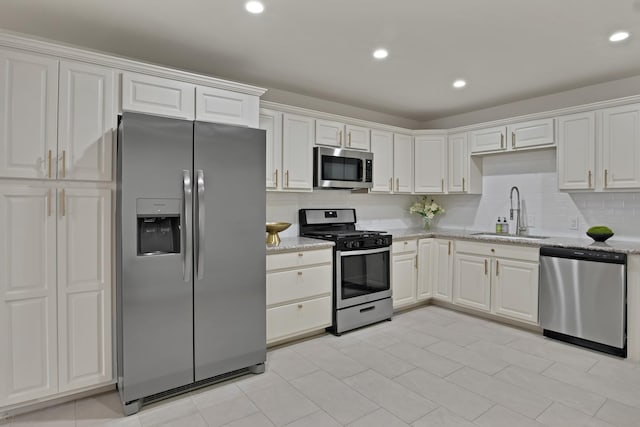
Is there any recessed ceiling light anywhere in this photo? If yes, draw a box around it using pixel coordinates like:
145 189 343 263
453 79 467 89
245 1 264 14
609 31 630 42
373 49 389 59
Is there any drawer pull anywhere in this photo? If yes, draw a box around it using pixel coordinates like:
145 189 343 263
297 304 303 309
297 271 303 276
360 306 375 313
298 253 303 257
448 241 451 255
484 259 488 275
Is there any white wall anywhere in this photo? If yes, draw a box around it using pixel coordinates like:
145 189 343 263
431 149 640 240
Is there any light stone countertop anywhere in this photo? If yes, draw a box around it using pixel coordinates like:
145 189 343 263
266 237 335 254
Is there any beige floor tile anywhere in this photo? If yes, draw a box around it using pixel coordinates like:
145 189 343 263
384 342 462 377
339 342 415 379
447 367 552 419
223 412 275 427
427 340 508 375
290 341 367 379
408 321 479 347
347 408 410 427
75 391 126 427
191 382 244 410
466 340 553 373
197 395 259 427
444 320 518 345
537 402 614 427
596 399 640 427
411 406 477 427
474 405 546 427
267 348 319 381
244 382 318 426
508 338 599 371
138 398 199 427
290 371 378 425
156 413 207 427
10 402 75 427
395 368 493 421
283 410 341 427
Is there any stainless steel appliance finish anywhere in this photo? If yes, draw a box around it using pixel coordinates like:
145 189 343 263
313 147 373 189
116 113 266 415
539 246 626 357
299 208 392 334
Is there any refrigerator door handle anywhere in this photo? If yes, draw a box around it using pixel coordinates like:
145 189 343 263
183 170 193 282
195 169 205 279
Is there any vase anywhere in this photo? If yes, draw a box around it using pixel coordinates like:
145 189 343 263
423 217 431 230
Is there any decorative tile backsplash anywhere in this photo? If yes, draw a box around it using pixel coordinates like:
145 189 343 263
267 148 640 241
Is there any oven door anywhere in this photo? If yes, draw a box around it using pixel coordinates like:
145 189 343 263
335 247 391 309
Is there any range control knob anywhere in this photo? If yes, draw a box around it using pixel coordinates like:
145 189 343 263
375 238 384 246
352 241 361 249
345 241 354 249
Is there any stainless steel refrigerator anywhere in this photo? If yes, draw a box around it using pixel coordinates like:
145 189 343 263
116 112 266 415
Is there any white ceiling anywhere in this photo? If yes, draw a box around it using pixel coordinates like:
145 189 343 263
1 0 639 121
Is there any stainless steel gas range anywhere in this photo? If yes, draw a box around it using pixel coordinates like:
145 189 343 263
299 208 393 334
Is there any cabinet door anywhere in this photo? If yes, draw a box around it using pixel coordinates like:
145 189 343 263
602 104 640 189
315 119 344 147
260 108 282 190
417 239 433 300
0 185 57 406
57 188 112 392
508 118 555 150
195 86 259 128
393 134 414 193
345 124 370 150
0 49 58 179
392 252 417 308
282 113 314 191
432 239 453 302
492 258 538 324
470 126 506 154
448 132 467 193
58 61 115 182
557 112 595 190
122 72 195 120
453 253 491 312
370 130 394 193
414 135 445 193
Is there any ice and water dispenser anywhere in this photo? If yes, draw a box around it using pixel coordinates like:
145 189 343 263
136 198 181 255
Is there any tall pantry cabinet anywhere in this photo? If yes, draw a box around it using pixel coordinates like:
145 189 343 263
0 47 113 408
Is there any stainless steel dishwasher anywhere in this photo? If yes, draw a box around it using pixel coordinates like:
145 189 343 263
539 247 626 357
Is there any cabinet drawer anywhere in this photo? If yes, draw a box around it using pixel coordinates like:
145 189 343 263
267 264 332 306
456 240 539 262
266 249 332 271
392 239 417 254
122 72 195 120
266 296 332 343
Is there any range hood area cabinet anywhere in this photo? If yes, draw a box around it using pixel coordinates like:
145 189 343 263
469 118 555 154
558 104 640 191
315 119 370 151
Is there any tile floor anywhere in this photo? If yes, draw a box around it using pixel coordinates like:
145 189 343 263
4 305 640 426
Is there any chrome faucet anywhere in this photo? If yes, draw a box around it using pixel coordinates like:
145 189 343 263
509 186 526 235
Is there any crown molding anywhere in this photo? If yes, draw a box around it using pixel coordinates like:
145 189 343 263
0 29 267 97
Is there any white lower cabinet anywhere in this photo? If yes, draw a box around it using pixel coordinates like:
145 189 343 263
431 239 454 302
0 184 111 408
392 239 417 308
266 249 332 344
417 239 433 300
454 240 539 324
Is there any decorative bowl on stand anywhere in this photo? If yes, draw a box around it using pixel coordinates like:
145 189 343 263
266 222 291 245
586 231 614 242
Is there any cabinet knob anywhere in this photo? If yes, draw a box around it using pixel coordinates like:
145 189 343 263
297 271 303 276
298 253 303 257
297 304 303 309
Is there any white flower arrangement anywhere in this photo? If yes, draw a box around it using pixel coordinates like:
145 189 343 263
409 196 444 228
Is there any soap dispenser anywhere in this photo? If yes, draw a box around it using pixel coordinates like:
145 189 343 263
502 217 509 234
495 217 502 233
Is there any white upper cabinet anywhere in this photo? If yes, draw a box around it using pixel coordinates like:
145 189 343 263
393 133 413 193
195 86 259 128
260 108 283 190
470 125 505 154
282 113 314 191
557 112 595 190
414 134 446 194
601 104 640 189
507 118 555 150
470 119 555 155
345 124 370 151
448 132 480 194
315 119 344 148
0 185 58 406
122 72 195 120
0 49 58 179
58 61 115 182
370 130 394 193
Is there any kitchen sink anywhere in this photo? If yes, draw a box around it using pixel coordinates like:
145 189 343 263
470 232 549 241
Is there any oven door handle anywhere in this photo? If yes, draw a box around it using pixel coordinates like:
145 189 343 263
337 247 391 257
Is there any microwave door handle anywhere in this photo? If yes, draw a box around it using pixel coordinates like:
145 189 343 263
182 170 193 282
195 169 205 279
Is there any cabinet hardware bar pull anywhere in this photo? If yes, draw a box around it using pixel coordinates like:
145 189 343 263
396 178 400 192
484 259 488 275
501 133 504 148
60 189 65 217
61 150 66 178
274 169 278 187
339 130 342 145
462 177 465 192
604 169 608 188
285 170 289 188
496 260 499 276
348 132 351 147
448 241 451 255
441 178 444 192
389 177 393 191
511 132 515 148
47 189 51 216
588 170 591 188
298 271 303 276
48 150 52 178
195 170 205 280
415 255 417 269
182 170 192 282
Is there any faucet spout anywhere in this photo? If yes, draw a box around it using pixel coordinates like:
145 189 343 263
509 186 524 235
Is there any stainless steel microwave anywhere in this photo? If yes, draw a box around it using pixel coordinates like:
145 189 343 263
313 147 373 189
